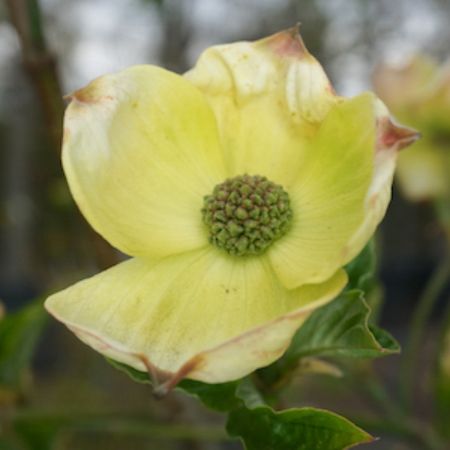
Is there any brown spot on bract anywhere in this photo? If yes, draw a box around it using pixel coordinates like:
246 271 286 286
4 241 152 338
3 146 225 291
62 127 70 142
70 81 113 105
326 83 337 95
377 116 420 151
153 355 205 398
265 26 307 58
369 194 378 207
71 87 95 103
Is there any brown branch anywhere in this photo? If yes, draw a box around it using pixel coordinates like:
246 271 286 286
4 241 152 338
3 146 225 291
6 0 120 271
6 0 64 154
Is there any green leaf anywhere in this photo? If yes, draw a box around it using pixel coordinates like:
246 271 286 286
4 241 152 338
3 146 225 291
368 324 399 353
179 379 242 412
345 241 376 293
283 290 399 360
227 406 373 450
106 358 152 385
257 291 399 388
345 241 384 321
180 377 373 450
0 300 48 391
235 377 265 408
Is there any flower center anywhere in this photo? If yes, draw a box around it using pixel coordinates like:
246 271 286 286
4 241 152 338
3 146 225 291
201 174 293 256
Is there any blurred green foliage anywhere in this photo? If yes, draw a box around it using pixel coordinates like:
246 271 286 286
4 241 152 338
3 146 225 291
0 300 47 397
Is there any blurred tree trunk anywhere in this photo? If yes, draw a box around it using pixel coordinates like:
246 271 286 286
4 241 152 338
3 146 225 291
4 0 119 292
6 0 63 154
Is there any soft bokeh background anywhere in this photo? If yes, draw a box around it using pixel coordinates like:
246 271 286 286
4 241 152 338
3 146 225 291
1 1 450 449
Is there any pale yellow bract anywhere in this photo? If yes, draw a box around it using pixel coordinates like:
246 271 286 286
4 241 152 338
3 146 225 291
45 28 418 390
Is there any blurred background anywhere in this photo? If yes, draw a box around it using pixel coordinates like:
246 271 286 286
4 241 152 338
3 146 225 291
1 1 450 449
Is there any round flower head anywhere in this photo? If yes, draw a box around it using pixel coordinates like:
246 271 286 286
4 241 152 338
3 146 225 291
375 56 450 201
45 28 418 391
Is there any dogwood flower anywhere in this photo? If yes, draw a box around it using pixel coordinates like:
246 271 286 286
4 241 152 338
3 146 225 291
45 28 417 390
375 56 450 202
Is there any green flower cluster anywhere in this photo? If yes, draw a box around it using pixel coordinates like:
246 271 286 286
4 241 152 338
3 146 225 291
202 174 292 256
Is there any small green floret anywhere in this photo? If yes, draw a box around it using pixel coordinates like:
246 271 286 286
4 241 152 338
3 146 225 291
202 174 293 256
